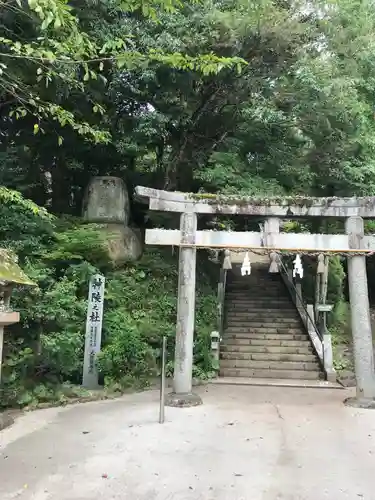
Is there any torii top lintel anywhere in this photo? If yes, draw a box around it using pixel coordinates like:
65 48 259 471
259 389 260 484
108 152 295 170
135 186 375 218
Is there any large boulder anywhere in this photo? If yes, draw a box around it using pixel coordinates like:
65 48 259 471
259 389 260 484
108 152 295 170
83 177 130 225
97 224 143 264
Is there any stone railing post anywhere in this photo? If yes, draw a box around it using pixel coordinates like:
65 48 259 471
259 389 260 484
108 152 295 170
323 329 335 382
306 304 323 361
167 209 202 407
345 216 375 406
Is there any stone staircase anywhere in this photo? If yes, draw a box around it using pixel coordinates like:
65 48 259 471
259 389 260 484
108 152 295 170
220 264 323 381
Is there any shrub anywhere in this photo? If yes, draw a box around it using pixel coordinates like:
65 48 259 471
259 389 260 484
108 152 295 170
0 196 218 407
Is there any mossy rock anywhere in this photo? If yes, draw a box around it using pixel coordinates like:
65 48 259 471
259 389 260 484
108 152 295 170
0 249 35 285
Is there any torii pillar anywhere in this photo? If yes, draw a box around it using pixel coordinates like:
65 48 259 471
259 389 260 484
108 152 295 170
166 209 202 407
345 216 375 407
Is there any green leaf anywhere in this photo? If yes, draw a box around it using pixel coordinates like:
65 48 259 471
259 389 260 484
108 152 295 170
33 123 39 135
54 16 62 29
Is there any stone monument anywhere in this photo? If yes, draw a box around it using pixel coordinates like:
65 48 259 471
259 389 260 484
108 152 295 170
82 176 142 264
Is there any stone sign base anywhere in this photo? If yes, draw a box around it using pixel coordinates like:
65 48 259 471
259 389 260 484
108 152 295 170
165 392 203 408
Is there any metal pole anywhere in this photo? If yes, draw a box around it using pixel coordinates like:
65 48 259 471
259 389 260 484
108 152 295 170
159 336 166 424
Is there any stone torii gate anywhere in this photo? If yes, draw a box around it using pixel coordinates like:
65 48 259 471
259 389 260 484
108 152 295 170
136 186 375 408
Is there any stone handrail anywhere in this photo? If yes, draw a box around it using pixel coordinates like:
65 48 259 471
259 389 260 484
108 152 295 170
217 268 227 339
279 260 336 382
211 267 227 370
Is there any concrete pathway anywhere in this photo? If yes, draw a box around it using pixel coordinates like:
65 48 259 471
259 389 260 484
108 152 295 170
0 385 374 499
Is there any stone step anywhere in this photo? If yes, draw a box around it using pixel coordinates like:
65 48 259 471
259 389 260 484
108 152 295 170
226 309 294 314
225 288 288 298
226 309 299 315
220 359 320 371
221 352 317 363
224 333 308 341
224 325 303 332
226 298 293 303
225 325 305 332
220 344 313 355
228 284 282 289
228 287 283 292
227 299 292 305
228 280 280 284
224 326 306 335
226 311 297 317
227 307 298 312
225 327 304 334
227 280 283 285
225 319 302 326
227 306 294 310
225 320 302 326
219 368 322 380
226 286 286 290
226 299 292 304
225 307 297 315
223 338 311 347
228 280 282 284
225 314 301 321
225 325 304 333
226 300 294 306
227 293 289 296
227 298 292 303
227 292 289 296
226 308 296 313
226 287 285 292
227 302 295 307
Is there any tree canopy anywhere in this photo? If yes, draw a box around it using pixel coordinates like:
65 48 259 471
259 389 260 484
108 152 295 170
2 0 375 212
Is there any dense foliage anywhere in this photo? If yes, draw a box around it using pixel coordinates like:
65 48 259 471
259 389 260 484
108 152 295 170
0 197 216 408
3 0 375 210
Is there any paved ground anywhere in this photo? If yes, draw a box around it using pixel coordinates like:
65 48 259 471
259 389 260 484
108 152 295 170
1 385 374 500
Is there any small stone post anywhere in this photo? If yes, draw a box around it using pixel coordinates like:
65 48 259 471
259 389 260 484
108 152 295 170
166 209 202 407
345 216 375 406
323 327 335 382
